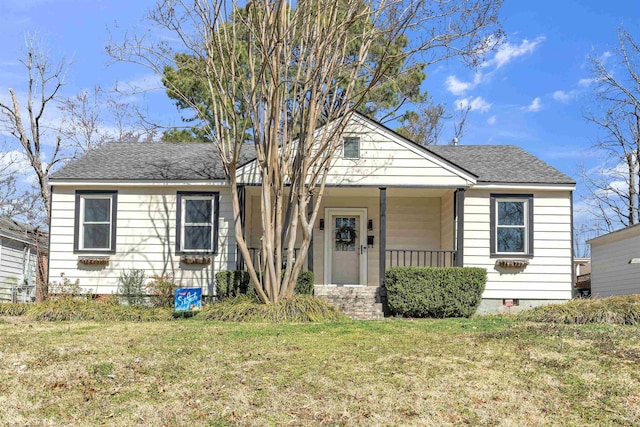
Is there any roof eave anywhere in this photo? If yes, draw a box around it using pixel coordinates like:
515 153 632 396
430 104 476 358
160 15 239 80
472 181 576 190
49 179 230 187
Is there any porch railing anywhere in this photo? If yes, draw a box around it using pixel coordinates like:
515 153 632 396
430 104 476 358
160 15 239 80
386 249 456 268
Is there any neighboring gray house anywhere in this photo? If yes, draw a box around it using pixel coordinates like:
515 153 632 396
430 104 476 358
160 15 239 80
0 217 46 303
47 113 576 315
588 225 640 297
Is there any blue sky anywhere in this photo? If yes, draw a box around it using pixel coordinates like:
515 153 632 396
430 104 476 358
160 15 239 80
1 0 639 243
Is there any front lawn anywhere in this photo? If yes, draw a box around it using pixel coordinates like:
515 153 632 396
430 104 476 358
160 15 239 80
0 316 638 426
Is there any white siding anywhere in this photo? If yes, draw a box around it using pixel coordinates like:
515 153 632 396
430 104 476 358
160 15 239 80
590 229 640 297
0 238 37 302
237 117 474 187
48 186 237 295
463 189 573 300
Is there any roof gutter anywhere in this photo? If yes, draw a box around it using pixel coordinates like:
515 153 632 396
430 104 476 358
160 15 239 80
472 183 576 191
48 179 229 187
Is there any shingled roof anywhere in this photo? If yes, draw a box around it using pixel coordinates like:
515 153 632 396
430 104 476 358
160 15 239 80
50 143 256 181
0 217 48 247
427 145 575 185
50 140 573 186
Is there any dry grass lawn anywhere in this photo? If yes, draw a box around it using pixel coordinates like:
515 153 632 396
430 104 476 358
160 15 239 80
0 316 638 426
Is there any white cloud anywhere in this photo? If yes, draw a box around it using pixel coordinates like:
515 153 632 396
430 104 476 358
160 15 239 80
444 73 484 96
552 90 572 103
115 73 163 94
445 76 471 96
484 36 545 69
601 51 612 61
456 96 491 113
523 97 542 112
487 115 496 125
578 78 596 87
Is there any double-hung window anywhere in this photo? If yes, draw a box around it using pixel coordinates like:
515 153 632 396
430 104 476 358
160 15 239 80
177 192 219 254
490 194 533 257
74 191 117 253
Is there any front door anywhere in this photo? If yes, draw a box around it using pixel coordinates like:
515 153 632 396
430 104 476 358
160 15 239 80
324 208 367 285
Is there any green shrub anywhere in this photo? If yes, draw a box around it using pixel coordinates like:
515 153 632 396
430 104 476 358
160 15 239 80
27 298 174 322
146 274 177 308
215 270 254 300
0 302 31 316
384 267 487 318
215 270 315 299
518 295 640 325
117 269 147 306
294 271 314 295
199 295 344 322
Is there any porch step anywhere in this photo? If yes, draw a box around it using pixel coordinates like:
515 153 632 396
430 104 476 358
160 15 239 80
315 285 384 320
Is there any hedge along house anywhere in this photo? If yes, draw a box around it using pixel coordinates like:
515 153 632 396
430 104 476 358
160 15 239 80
47 113 575 315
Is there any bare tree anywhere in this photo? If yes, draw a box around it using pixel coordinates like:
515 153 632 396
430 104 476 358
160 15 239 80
109 0 503 303
582 28 640 232
58 86 158 156
0 146 39 220
0 36 68 221
397 99 471 146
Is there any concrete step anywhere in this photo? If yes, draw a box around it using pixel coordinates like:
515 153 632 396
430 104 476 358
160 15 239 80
314 285 384 320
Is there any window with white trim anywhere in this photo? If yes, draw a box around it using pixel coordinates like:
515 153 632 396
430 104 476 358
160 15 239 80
177 192 218 253
343 137 360 159
491 194 533 256
75 191 117 252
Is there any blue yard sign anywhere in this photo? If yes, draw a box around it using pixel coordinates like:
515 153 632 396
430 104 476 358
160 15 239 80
174 288 202 312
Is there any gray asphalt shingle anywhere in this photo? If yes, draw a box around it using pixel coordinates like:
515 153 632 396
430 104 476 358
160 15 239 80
50 143 256 181
427 145 575 185
50 141 574 185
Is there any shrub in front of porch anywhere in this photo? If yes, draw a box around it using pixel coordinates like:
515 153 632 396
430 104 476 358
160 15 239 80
384 267 487 318
215 270 315 300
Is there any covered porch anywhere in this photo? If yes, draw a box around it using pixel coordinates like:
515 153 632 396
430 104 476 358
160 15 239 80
237 186 466 286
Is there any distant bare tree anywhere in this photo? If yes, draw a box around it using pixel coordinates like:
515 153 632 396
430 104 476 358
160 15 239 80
59 86 158 156
0 36 68 221
0 146 39 220
110 0 503 303
582 28 640 232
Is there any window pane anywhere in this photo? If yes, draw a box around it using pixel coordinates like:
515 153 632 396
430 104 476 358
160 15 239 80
84 198 110 222
84 224 110 249
498 201 524 226
185 199 212 223
184 226 212 250
497 227 525 253
343 137 360 159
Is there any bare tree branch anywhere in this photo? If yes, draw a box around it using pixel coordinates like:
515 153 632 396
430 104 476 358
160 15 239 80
582 27 640 233
0 35 69 221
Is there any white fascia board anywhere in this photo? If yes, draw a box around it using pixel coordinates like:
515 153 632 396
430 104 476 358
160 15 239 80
351 114 478 184
587 223 640 246
48 180 229 187
0 232 34 247
472 183 576 191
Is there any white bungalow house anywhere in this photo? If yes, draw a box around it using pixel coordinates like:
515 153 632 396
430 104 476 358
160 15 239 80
47 113 575 315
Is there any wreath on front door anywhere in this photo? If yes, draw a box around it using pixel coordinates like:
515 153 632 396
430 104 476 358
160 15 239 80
336 223 357 245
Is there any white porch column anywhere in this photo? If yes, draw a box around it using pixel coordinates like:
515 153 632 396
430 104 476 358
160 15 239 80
379 187 387 286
